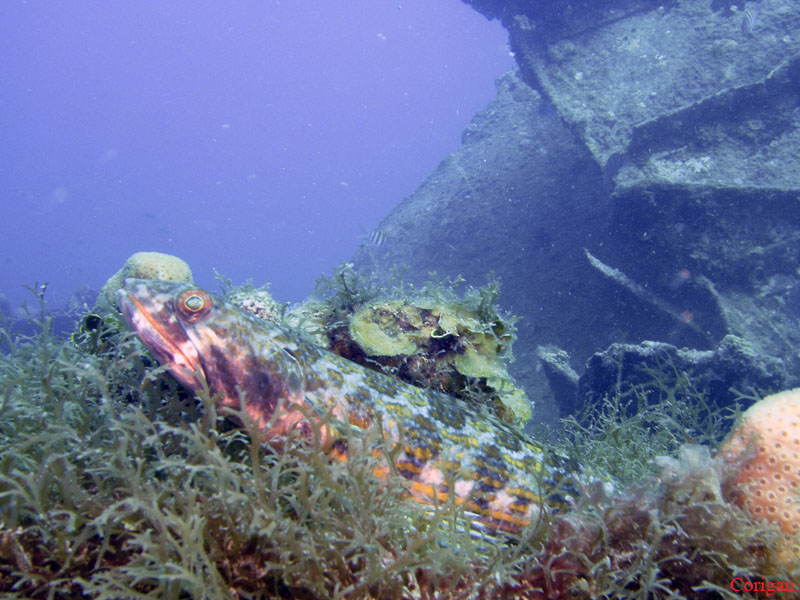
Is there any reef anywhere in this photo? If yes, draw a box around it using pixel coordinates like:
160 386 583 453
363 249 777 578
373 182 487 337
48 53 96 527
1 285 799 599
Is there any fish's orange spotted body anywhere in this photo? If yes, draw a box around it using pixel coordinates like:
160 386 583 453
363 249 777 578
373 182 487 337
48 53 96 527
117 279 570 535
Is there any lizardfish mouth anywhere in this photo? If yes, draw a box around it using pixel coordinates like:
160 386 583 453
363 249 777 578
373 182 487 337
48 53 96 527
115 279 206 391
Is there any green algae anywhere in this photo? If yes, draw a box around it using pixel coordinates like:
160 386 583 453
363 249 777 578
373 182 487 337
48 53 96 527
1 290 798 599
562 353 741 487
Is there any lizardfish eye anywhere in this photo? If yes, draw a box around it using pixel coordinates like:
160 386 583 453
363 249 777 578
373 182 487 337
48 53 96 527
176 289 212 322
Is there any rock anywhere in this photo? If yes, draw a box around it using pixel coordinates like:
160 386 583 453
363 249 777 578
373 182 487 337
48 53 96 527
536 345 580 414
577 335 787 413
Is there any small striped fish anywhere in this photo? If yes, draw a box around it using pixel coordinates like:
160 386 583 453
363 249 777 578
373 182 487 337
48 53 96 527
366 228 387 248
741 2 761 35
116 279 575 536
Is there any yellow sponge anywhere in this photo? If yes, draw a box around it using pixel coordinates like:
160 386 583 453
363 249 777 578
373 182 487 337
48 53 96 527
720 388 800 539
97 252 193 311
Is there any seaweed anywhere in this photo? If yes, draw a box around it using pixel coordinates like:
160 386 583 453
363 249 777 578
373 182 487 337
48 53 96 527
1 293 798 599
562 351 741 486
0 309 526 598
313 263 383 315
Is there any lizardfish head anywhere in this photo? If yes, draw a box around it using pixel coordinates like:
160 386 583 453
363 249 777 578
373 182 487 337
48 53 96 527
116 279 314 436
115 279 304 431
115 279 212 392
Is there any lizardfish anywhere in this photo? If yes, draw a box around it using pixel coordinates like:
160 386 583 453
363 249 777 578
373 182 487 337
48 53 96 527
116 279 568 534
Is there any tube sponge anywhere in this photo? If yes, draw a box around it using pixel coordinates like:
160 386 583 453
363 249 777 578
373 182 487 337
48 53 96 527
720 388 800 558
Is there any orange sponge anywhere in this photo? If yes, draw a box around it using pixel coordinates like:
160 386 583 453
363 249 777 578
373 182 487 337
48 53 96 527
720 388 800 539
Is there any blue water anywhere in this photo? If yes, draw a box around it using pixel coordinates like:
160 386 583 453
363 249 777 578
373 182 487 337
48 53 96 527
0 1 512 315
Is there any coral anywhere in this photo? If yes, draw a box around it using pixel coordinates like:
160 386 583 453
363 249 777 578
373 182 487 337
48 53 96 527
96 251 193 311
454 337 505 378
307 266 531 425
345 295 530 426
719 387 800 561
225 283 332 347
486 376 531 426
227 283 284 322
282 299 334 347
212 273 333 347
349 300 419 356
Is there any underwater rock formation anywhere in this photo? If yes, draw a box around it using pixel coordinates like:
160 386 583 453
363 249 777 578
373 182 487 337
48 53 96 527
535 346 579 414
575 335 786 413
352 0 800 424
